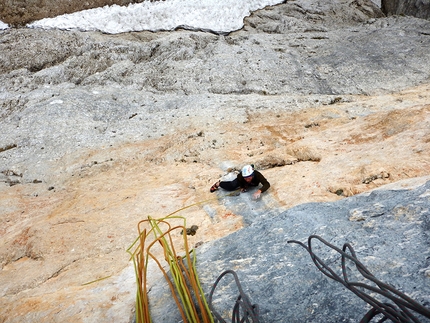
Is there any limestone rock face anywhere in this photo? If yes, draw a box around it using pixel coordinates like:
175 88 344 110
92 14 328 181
382 0 430 20
1 1 430 322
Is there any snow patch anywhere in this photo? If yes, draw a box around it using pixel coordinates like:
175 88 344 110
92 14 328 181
0 21 8 30
27 0 283 34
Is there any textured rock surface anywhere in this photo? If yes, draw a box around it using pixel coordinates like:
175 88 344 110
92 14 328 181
1 7 430 184
1 1 430 322
382 0 430 20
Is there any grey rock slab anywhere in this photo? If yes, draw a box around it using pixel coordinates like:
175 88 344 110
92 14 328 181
218 187 286 226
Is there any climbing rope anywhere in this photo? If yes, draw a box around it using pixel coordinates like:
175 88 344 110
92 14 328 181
208 269 260 323
288 235 430 323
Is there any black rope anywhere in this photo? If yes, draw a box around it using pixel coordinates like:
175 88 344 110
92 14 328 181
288 235 430 323
208 269 260 323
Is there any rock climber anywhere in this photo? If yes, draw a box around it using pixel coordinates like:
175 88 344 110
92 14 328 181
210 164 270 199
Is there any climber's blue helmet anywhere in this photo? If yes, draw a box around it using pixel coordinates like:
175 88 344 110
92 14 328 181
241 164 254 178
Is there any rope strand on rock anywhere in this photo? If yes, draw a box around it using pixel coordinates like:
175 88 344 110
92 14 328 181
208 269 260 323
288 235 430 323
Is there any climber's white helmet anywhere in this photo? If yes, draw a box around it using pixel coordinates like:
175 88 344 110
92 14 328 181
241 165 254 178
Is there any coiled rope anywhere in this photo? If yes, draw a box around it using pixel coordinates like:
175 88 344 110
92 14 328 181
288 235 430 323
